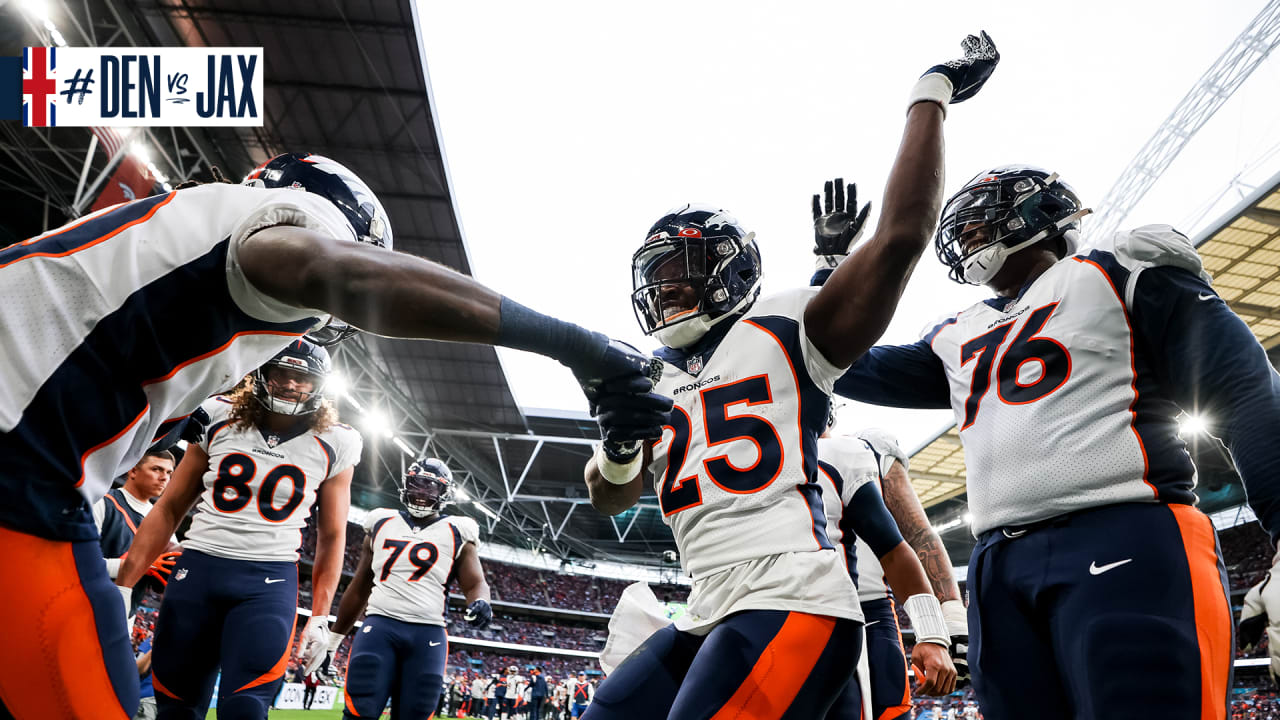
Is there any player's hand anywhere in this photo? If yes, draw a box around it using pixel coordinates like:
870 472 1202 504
180 406 212 445
313 632 344 677
912 31 999 110
911 641 957 696
594 382 673 463
568 338 664 407
297 616 332 674
812 178 871 269
465 599 494 629
143 550 182 587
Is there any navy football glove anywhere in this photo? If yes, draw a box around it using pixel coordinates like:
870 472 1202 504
180 406 212 445
465 599 493 629
812 178 872 269
594 388 673 463
571 338 665 408
919 31 999 105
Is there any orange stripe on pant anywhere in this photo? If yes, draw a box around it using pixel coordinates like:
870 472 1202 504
233 595 299 693
1169 504 1231 720
0 526 131 719
879 597 911 720
709 612 836 720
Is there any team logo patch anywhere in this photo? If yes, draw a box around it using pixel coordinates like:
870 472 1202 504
266 433 281 448
173 568 188 582
686 354 703 374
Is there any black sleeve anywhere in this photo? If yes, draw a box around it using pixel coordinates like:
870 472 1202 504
846 481 906 558
1131 265 1280 543
833 341 952 409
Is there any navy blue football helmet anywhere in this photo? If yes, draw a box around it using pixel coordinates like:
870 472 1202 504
935 166 1090 285
401 458 454 517
244 152 393 345
252 338 332 416
631 204 763 348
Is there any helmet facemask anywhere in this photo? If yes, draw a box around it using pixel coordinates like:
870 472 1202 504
936 170 1090 285
401 459 454 518
252 361 326 416
631 231 761 349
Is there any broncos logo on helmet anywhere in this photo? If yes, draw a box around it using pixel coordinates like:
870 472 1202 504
401 458 454 518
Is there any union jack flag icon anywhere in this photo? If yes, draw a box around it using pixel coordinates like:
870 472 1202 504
23 46 57 127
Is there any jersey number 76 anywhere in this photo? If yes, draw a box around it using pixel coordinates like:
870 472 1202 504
959 303 1071 429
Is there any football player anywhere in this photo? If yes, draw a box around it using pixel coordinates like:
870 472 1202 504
324 458 492 719
117 338 361 717
820 427 966 720
581 32 998 720
828 165 1280 719
0 152 664 720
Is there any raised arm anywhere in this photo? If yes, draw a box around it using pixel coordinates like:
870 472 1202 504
804 32 999 368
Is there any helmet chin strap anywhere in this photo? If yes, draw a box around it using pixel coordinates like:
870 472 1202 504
961 207 1093 284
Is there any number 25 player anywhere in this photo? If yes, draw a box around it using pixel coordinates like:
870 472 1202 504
581 32 1000 720
0 153 666 719
831 165 1280 719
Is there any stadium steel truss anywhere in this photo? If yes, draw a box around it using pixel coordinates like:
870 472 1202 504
1087 0 1280 243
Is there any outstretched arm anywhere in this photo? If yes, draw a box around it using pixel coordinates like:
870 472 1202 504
117 444 207 587
804 32 999 369
880 460 961 603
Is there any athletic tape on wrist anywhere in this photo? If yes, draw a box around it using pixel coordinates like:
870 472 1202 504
907 73 953 117
596 446 641 485
904 593 951 646
941 599 968 635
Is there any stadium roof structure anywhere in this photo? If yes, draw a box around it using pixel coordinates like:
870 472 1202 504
0 0 676 565
912 168 1280 563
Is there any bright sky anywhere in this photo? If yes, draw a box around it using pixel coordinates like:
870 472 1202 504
418 0 1280 452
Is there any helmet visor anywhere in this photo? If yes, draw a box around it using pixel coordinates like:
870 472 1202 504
631 237 713 333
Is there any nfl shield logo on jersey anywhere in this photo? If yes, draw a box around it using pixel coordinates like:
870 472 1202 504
266 433 281 448
173 568 188 582
686 354 703 374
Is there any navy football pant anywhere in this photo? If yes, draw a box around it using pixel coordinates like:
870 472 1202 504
584 610 860 720
342 614 447 719
968 502 1232 720
151 550 298 720
826 597 912 720
0 527 138 719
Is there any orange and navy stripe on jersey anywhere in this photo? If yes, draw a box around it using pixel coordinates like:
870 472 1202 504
0 196 317 542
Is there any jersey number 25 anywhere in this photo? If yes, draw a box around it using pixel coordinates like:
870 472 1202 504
657 375 784 516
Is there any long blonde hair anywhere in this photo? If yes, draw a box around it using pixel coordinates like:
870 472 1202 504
225 375 339 433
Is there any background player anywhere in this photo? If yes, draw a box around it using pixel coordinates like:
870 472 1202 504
829 165 1280 718
94 450 183 617
808 191 968 719
816 424 961 720
118 338 360 718
325 457 492 719
0 151 664 719
581 32 999 720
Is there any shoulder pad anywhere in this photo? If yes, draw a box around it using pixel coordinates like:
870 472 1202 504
201 395 234 423
1098 224 1211 283
854 427 909 473
362 507 395 532
751 287 818 319
452 515 481 544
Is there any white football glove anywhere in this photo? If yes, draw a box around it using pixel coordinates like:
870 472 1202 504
297 616 331 675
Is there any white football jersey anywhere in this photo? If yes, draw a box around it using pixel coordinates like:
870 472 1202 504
183 395 362 561
924 226 1205 534
649 288 848 579
815 436 892 602
0 183 352 541
363 509 480 626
